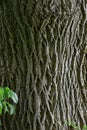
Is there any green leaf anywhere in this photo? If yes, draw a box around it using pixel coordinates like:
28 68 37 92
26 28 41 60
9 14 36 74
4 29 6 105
4 87 10 99
2 101 9 114
4 87 10 92
82 125 87 130
7 103 15 115
9 90 18 103
0 101 3 115
0 87 18 116
72 125 79 129
4 87 18 103
0 88 4 101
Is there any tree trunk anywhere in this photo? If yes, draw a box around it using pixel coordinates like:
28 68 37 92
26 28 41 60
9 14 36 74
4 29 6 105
0 0 87 130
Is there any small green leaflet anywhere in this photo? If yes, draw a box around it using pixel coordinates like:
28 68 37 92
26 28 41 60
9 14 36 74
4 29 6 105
4 87 18 103
0 87 18 115
7 103 15 115
82 125 87 130
2 102 9 114
0 88 4 101
9 90 18 103
4 87 10 99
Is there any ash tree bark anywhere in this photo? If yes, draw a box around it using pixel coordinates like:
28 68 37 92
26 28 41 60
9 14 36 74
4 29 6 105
0 0 87 130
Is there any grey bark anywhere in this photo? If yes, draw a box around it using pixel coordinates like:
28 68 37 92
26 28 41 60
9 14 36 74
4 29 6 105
0 0 87 130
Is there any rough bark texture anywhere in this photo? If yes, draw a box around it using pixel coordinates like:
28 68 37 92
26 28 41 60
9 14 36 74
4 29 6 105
0 0 87 130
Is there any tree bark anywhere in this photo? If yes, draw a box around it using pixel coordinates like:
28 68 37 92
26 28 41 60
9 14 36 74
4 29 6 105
0 0 87 130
